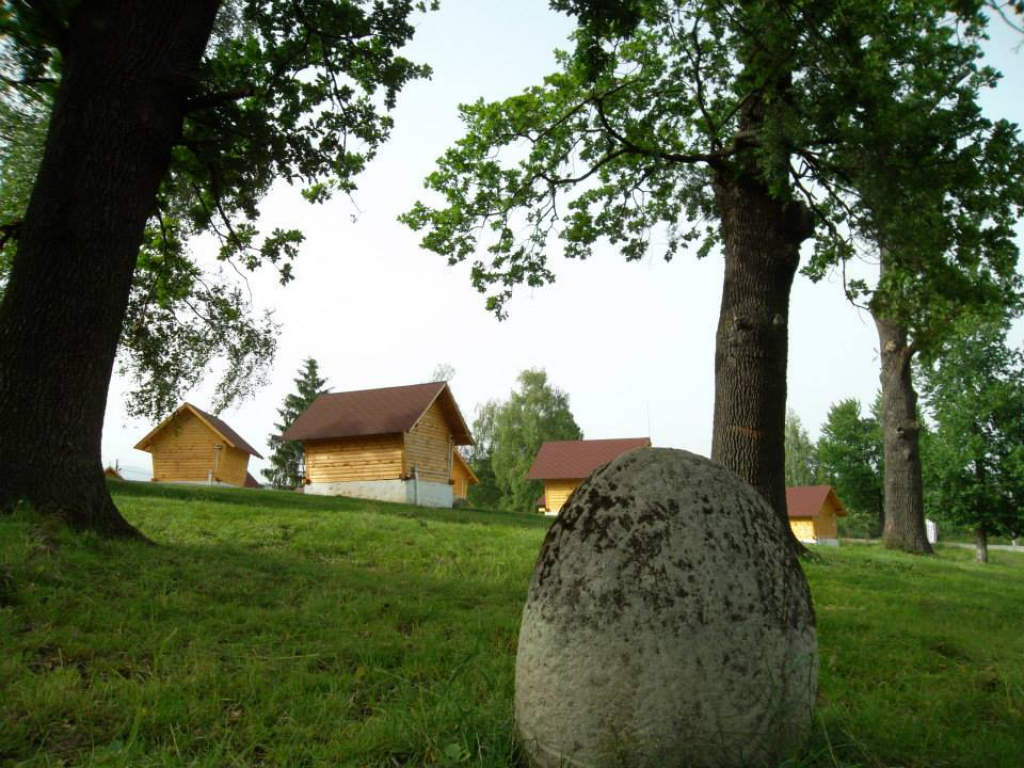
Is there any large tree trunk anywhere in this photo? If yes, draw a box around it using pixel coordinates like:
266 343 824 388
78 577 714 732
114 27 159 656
0 1 220 536
873 314 933 554
711 169 813 551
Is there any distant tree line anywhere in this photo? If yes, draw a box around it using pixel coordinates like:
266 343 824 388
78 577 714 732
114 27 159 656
786 316 1024 562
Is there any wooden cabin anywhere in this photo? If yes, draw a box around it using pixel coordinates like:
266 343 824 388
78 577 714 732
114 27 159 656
527 437 652 515
134 403 263 487
451 449 479 501
786 485 847 545
282 381 473 508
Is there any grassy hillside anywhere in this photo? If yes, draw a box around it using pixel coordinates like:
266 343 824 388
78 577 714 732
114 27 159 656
1 482 1022 767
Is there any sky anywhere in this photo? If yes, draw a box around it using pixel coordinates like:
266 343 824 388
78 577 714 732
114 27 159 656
102 1 1024 482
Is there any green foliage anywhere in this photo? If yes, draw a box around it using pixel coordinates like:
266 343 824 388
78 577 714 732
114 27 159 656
2 483 1024 766
465 399 503 510
0 79 45 287
263 358 328 490
0 0 436 419
920 317 1024 540
0 82 281 419
485 369 582 513
784 409 818 487
402 0 1020 324
817 398 884 535
795 1 1024 348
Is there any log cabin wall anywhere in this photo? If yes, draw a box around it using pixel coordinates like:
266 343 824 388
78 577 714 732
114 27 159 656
451 460 471 498
217 445 250 487
149 409 248 486
789 517 817 542
815 498 841 539
403 400 452 483
544 479 583 514
305 435 404 484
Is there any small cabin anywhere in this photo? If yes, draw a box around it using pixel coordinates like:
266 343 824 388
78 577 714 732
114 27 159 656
527 437 652 515
134 403 263 487
786 485 847 545
282 381 474 508
451 449 479 501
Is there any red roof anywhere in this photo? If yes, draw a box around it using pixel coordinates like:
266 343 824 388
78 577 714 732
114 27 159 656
282 381 472 445
244 472 261 488
527 438 652 480
786 485 847 518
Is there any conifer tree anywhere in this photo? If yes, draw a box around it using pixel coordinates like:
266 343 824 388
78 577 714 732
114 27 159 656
263 358 328 490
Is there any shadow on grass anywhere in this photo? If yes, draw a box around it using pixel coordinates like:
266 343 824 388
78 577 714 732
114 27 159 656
109 479 553 531
0 511 531 766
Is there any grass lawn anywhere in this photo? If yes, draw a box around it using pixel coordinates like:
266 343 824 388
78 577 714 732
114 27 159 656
1 481 1022 767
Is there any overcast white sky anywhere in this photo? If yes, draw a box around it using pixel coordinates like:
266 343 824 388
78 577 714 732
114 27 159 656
103 2 1024 481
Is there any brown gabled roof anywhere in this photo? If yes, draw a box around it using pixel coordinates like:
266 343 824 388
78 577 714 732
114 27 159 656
134 402 263 458
282 381 473 445
244 472 262 488
527 438 652 480
786 485 847 519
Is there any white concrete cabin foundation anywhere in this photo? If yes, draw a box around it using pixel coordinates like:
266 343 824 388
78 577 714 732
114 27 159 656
305 478 454 508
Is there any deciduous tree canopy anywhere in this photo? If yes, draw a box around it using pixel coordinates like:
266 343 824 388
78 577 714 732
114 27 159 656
784 410 818 488
403 0 1021 547
487 369 582 513
921 317 1024 562
0 0 434 535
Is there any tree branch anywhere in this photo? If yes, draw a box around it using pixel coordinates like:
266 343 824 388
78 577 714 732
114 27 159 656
591 95 726 167
184 85 254 113
0 74 56 88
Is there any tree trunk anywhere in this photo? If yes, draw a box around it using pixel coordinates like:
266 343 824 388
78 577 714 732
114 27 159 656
975 525 989 564
873 313 933 554
711 168 813 551
0 1 221 536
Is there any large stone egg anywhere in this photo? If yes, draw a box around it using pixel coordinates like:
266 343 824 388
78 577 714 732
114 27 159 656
515 448 817 768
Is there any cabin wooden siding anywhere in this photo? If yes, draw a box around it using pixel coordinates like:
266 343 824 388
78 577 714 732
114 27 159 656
218 445 251 487
451 459 472 499
149 409 250 486
789 518 817 542
815 497 841 539
305 435 404 484
403 400 452 483
544 479 583 514
789 496 841 541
